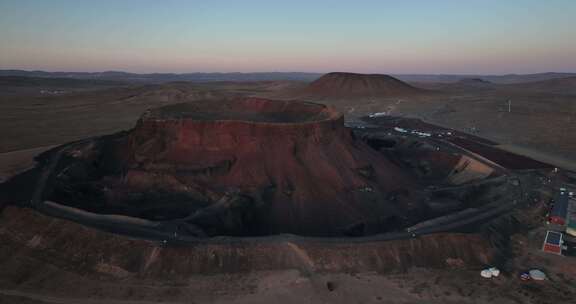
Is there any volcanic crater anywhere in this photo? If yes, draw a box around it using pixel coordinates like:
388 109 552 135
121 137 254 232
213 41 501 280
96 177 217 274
18 97 511 240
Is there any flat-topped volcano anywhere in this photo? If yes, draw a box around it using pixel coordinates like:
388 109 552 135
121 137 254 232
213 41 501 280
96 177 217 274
44 97 421 237
300 72 425 99
142 98 337 123
128 98 347 169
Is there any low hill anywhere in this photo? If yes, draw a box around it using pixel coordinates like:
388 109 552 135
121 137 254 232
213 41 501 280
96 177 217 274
299 72 427 99
431 78 496 92
0 70 322 83
505 76 576 94
394 72 576 84
0 76 126 88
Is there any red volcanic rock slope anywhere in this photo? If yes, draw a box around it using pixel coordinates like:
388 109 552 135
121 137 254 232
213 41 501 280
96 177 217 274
300 72 426 99
120 97 419 236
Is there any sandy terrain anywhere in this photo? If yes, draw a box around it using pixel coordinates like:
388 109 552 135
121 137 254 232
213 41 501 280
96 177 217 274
0 145 54 183
269 74 576 164
0 269 555 304
1 75 576 303
497 144 576 171
0 81 290 153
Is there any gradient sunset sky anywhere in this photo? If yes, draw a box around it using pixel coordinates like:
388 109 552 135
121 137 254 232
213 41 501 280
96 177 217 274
1 0 574 74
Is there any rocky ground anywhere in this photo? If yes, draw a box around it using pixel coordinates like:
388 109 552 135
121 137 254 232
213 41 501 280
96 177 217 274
1 76 576 303
267 74 576 167
1 120 575 304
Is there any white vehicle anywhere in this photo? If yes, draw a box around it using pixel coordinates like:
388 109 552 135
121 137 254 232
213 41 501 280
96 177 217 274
394 127 408 133
368 112 387 118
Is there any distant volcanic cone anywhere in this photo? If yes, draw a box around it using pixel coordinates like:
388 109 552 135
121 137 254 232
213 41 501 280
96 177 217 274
300 72 425 99
45 97 421 237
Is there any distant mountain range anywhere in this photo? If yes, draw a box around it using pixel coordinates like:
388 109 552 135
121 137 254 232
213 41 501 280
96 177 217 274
0 75 126 87
0 70 323 83
1 69 575 84
395 72 576 84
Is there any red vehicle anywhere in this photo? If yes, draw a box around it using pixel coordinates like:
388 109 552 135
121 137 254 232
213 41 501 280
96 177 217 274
542 230 563 255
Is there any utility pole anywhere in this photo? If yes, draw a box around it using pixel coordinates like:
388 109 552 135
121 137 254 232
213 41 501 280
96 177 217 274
508 100 512 113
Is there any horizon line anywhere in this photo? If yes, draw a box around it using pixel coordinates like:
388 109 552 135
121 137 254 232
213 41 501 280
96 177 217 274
2 68 576 76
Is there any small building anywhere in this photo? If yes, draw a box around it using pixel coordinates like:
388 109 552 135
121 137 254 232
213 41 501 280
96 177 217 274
550 189 569 225
542 230 563 255
566 198 576 237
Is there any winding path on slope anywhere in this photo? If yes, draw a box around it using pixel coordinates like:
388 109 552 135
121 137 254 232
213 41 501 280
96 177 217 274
24 130 524 244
